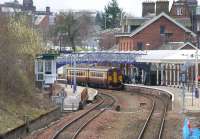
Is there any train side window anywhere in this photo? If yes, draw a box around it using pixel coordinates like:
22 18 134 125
90 72 93 76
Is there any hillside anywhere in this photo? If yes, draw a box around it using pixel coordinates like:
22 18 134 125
0 90 55 134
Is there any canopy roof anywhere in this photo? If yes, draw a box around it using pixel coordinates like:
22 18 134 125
56 49 200 69
136 50 200 64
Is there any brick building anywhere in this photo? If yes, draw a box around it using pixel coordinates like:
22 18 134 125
116 12 196 51
170 0 191 18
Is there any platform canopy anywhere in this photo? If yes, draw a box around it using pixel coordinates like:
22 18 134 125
56 51 146 68
136 50 200 64
55 50 200 68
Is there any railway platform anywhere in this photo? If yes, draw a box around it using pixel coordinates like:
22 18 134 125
125 84 200 112
136 85 200 113
155 86 200 113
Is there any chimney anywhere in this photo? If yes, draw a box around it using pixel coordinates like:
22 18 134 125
142 1 155 17
156 0 169 15
46 6 50 14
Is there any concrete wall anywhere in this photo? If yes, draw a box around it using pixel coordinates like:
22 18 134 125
1 108 61 139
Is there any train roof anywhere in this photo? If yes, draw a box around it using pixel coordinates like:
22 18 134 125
66 66 118 71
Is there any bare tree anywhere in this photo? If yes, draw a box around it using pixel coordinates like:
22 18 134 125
53 11 94 52
99 30 116 50
0 15 42 95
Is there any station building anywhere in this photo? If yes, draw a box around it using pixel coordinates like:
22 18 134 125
116 0 200 88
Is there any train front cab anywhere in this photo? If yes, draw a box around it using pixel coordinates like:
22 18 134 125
108 68 123 89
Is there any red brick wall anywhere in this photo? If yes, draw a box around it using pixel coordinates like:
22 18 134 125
38 16 49 29
170 2 190 18
118 16 195 51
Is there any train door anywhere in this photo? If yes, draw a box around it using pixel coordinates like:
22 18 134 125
108 70 112 85
113 69 117 84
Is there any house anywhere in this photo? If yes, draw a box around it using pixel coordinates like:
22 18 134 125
170 0 191 18
0 0 22 13
116 12 196 51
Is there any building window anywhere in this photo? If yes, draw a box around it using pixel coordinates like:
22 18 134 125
37 74 44 81
37 60 43 73
160 26 165 34
137 42 144 50
45 60 52 74
130 25 138 32
176 7 183 16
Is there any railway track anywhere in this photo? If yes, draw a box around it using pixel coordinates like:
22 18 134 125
52 92 116 139
137 92 170 139
25 88 169 139
97 88 170 139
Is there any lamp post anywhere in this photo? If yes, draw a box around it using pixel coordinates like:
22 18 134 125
180 63 186 112
58 32 68 53
73 54 77 94
58 33 62 53
104 14 107 30
195 47 199 98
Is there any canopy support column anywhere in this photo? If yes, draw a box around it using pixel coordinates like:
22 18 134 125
142 69 144 84
165 64 168 86
177 64 180 87
173 64 176 86
169 64 172 86
161 64 164 85
157 64 159 85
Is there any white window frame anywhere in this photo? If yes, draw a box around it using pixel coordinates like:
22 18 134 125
176 7 183 16
45 60 52 74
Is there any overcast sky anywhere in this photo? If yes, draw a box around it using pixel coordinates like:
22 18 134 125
1 0 200 17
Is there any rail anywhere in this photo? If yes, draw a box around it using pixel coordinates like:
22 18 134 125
137 97 155 139
52 92 116 139
72 93 116 139
158 96 170 139
124 84 170 139
51 95 104 139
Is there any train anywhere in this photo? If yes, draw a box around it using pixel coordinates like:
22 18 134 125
65 66 123 89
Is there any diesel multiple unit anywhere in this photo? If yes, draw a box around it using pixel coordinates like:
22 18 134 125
65 67 123 89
